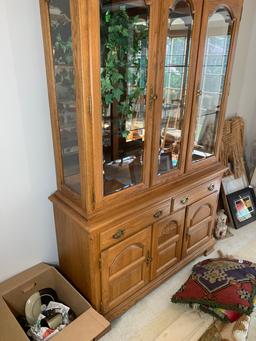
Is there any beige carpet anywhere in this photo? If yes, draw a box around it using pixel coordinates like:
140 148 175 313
101 222 256 341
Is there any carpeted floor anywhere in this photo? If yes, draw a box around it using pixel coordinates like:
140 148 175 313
101 222 256 341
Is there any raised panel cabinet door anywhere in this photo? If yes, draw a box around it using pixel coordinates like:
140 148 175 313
186 0 243 170
151 209 185 280
101 227 152 313
151 0 203 185
182 191 218 257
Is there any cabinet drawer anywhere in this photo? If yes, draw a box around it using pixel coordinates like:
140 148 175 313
171 178 221 212
100 200 171 250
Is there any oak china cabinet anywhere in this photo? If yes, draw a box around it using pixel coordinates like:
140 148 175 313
40 0 243 319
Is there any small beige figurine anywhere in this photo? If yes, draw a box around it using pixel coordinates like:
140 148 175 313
215 209 228 240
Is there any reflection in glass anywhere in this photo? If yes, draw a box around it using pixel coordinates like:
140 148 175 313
100 0 149 196
49 0 81 193
192 8 232 162
158 1 193 175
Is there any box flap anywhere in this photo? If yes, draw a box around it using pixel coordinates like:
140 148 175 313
0 298 28 341
52 308 110 341
0 263 51 296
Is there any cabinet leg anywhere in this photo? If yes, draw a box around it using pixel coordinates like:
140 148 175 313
204 247 214 257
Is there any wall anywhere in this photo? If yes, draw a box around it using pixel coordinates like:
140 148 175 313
0 0 255 282
0 1 58 282
226 0 256 172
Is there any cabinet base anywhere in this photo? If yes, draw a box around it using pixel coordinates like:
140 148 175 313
104 238 215 320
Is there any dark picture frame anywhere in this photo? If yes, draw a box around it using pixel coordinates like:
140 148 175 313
227 187 256 229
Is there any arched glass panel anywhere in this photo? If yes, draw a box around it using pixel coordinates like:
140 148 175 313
192 8 232 163
100 1 150 196
158 0 193 175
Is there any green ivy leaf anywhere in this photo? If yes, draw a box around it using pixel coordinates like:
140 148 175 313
105 94 113 105
111 72 123 84
113 88 123 101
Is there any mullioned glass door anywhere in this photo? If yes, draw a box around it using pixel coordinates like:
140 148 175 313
151 0 203 185
187 0 243 170
99 0 155 197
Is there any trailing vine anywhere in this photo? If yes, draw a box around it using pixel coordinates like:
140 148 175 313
101 6 148 138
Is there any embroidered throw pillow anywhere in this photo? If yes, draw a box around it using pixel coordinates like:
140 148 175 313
172 258 256 315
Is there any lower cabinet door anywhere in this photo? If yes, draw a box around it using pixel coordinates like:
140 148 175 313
182 192 218 258
151 209 185 280
101 227 152 313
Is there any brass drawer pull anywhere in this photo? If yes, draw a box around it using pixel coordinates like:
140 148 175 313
112 229 125 240
180 197 189 205
208 183 215 192
153 210 163 219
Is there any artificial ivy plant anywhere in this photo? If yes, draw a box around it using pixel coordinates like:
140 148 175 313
101 5 148 138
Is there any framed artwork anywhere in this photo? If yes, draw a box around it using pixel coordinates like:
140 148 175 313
227 187 256 229
221 168 249 227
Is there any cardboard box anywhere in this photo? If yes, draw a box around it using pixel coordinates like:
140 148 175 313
0 263 110 341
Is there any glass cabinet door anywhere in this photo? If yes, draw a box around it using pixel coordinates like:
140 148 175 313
158 0 194 176
191 5 234 164
100 0 150 196
48 0 81 193
151 0 203 184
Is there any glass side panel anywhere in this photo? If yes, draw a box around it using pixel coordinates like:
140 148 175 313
100 0 149 196
158 1 193 175
49 0 81 193
192 8 232 163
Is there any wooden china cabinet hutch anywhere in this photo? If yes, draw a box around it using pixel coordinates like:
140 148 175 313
40 0 243 319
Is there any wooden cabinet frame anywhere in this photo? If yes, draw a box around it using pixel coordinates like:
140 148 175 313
40 0 243 321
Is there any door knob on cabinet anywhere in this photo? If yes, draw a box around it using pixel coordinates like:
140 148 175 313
196 89 203 97
146 251 153 266
208 183 215 192
153 210 163 219
180 197 189 205
112 229 125 240
149 87 158 110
